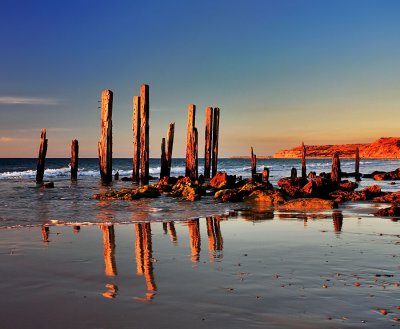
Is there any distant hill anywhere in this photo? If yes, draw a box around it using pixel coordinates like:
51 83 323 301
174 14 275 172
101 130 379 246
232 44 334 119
273 138 400 159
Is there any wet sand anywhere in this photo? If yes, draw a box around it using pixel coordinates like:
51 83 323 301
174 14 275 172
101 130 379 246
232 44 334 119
0 205 399 328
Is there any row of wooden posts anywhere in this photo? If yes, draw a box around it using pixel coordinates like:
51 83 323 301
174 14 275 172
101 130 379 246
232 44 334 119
35 84 221 185
35 83 361 185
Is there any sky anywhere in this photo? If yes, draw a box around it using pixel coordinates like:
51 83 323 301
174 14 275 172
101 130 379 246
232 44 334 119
0 0 399 158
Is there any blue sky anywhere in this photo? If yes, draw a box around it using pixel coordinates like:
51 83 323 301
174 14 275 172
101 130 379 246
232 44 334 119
1 0 399 157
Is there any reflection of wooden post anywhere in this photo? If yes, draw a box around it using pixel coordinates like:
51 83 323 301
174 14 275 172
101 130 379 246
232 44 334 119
160 138 167 179
185 104 197 180
135 223 157 295
204 107 213 179
41 224 49 243
211 107 220 178
333 211 343 233
301 142 307 178
206 217 216 258
166 123 175 177
132 96 141 182
98 90 113 183
188 219 201 263
331 152 341 184
101 225 117 277
355 147 361 181
140 84 150 185
71 139 79 181
167 221 177 243
251 147 257 177
36 128 48 184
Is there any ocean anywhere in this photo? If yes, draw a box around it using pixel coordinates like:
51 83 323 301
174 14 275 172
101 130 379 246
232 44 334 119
0 158 399 228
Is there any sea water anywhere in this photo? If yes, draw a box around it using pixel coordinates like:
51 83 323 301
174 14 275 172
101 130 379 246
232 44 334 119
0 158 399 227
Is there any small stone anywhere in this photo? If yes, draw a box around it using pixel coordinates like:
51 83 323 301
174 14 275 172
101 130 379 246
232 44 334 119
355 282 361 287
379 309 388 315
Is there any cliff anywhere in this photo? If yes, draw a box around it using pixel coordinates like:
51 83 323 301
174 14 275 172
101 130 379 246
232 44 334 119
273 138 400 159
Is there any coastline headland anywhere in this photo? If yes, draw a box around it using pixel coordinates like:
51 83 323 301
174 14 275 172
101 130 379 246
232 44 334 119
273 137 400 159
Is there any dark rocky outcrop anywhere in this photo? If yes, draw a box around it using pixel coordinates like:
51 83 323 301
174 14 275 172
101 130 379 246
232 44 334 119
375 205 400 217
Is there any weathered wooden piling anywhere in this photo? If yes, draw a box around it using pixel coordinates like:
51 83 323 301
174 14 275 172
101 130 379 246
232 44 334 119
331 152 341 184
262 167 270 183
355 147 361 181
140 84 150 185
301 142 307 178
166 123 175 177
251 147 257 177
36 128 48 184
160 138 167 179
211 107 220 178
291 167 297 180
71 139 79 181
185 104 198 180
98 90 113 183
132 96 141 182
204 107 213 179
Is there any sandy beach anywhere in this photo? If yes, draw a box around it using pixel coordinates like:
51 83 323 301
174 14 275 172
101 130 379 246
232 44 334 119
1 204 399 329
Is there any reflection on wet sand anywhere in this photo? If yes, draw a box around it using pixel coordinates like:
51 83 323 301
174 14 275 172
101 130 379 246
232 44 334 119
187 219 201 263
206 217 223 260
167 221 177 243
134 223 157 301
100 225 117 277
41 225 49 244
332 211 343 234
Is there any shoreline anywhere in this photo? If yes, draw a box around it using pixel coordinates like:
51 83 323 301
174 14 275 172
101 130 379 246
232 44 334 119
1 203 399 329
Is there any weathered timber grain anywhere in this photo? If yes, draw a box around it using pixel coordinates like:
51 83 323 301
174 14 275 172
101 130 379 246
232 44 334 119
98 90 113 183
166 123 175 177
331 152 341 184
140 84 150 185
71 139 79 181
211 107 220 178
204 107 213 179
160 138 167 179
301 142 307 178
185 104 197 180
132 96 141 182
355 147 361 181
251 147 257 177
36 128 48 184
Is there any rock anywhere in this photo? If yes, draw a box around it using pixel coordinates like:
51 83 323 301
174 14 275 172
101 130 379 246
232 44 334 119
238 181 263 197
372 191 400 203
339 180 358 191
375 205 400 217
42 182 54 188
277 177 308 198
373 168 400 181
121 177 133 181
308 171 317 178
171 177 202 201
93 185 160 200
362 185 382 198
281 198 337 210
214 189 242 202
210 171 236 189
244 190 286 206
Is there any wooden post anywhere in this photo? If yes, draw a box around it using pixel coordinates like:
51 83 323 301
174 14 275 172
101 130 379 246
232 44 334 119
251 147 257 177
71 139 79 181
211 107 220 178
36 128 48 184
291 167 297 180
132 96 141 182
160 138 167 179
301 142 307 178
262 167 269 183
204 107 213 179
98 90 113 183
355 147 361 181
140 84 150 185
195 127 198 180
166 123 175 177
185 104 197 180
331 152 341 184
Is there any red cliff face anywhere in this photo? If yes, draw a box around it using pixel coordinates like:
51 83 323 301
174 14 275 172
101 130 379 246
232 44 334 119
273 138 400 159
